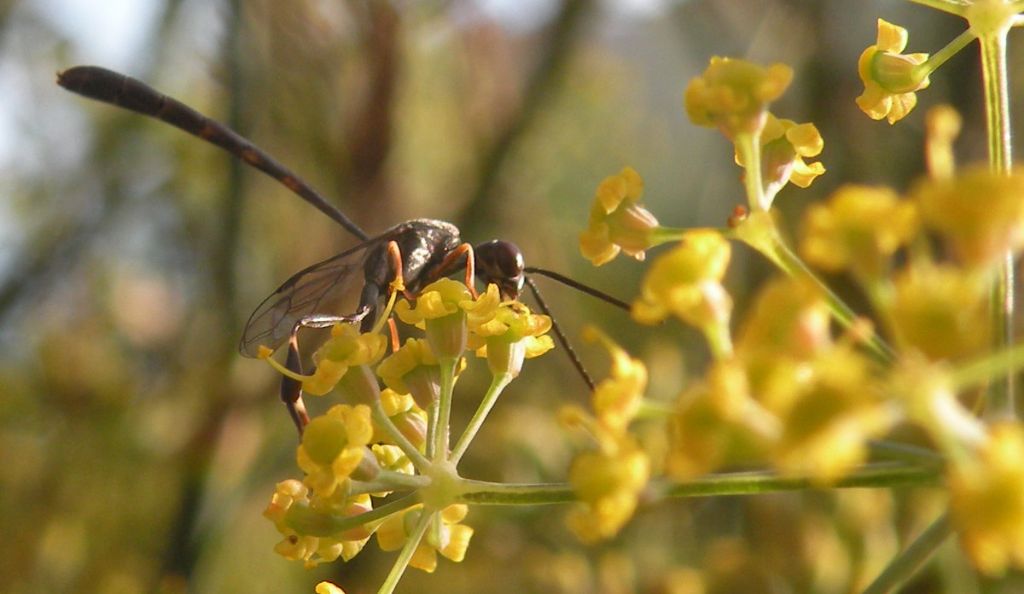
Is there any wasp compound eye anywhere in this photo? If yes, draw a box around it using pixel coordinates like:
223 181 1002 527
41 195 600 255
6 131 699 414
474 240 525 299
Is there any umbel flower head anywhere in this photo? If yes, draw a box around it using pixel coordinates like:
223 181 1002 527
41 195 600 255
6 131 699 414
857 19 930 124
580 166 661 266
685 56 793 138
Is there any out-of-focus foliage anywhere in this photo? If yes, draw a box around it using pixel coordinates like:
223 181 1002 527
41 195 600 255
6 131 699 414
0 0 1013 593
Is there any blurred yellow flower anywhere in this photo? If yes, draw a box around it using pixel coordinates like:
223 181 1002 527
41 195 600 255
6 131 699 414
580 166 661 266
856 19 930 124
685 56 793 137
949 423 1024 575
315 582 346 594
567 437 651 542
800 185 918 280
666 377 769 479
770 347 892 484
886 262 989 361
632 230 732 335
913 166 1024 269
736 278 831 360
583 326 647 434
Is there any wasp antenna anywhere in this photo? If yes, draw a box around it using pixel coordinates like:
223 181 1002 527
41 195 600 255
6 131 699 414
524 275 595 392
523 267 630 311
57 65 370 242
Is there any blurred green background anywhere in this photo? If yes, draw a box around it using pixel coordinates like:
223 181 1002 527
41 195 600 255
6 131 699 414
1 1 1016 593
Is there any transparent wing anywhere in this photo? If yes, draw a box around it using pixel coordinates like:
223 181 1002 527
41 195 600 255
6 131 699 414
238 238 383 357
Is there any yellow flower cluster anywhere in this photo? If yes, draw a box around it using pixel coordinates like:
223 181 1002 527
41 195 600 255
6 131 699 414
260 277 554 586
684 56 793 138
666 279 894 484
561 328 651 542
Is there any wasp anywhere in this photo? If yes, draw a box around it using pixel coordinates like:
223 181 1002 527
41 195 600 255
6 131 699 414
58 65 627 433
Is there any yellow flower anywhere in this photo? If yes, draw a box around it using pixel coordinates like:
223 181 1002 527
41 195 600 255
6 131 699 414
395 278 472 324
396 278 473 359
566 436 650 542
666 381 764 479
296 404 375 498
949 423 1024 575
925 105 962 178
886 262 989 361
315 583 346 594
263 481 373 567
377 338 441 409
469 297 553 377
800 185 918 280
737 113 825 198
856 19 930 124
377 505 474 572
580 166 661 266
685 57 794 138
736 278 830 360
583 326 647 434
769 347 893 484
304 324 387 396
912 166 1024 269
632 230 733 335
374 388 428 450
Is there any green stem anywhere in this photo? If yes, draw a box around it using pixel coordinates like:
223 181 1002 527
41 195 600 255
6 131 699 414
456 463 940 506
350 471 432 496
286 494 420 537
734 130 768 211
451 372 513 466
905 0 966 15
861 515 953 594
372 402 431 471
868 439 944 466
767 230 897 362
920 28 976 76
978 29 1016 420
433 357 457 461
377 509 432 594
951 338 1024 390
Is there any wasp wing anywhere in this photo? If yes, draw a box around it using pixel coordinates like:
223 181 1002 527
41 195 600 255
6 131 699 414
238 238 384 358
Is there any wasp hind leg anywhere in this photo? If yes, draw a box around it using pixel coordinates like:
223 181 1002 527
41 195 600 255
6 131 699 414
280 309 372 437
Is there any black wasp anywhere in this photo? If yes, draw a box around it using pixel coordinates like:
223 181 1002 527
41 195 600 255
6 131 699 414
57 65 628 433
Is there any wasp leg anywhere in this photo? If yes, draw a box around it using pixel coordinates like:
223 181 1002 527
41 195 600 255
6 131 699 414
432 243 477 298
281 308 373 436
281 334 310 435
